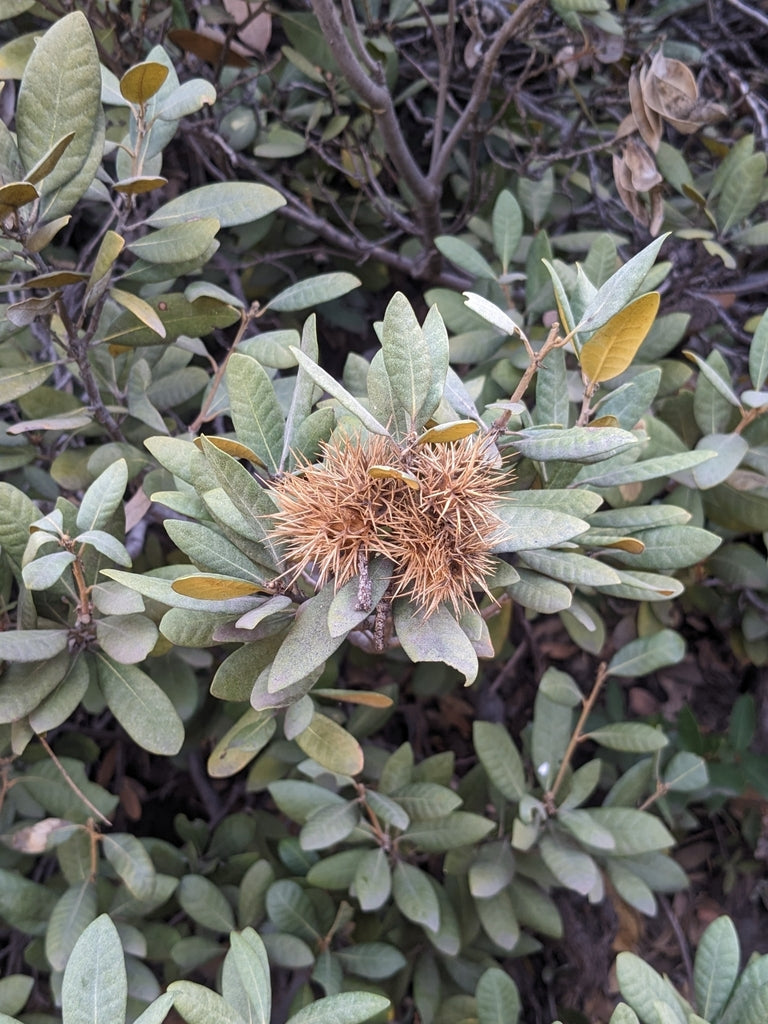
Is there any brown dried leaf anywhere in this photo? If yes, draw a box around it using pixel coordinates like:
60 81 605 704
643 51 703 133
623 136 663 191
629 66 662 151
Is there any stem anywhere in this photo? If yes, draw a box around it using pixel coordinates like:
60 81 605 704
188 304 258 433
37 733 112 826
546 661 609 808
489 322 566 438
428 0 549 184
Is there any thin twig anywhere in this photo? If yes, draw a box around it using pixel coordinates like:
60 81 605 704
37 733 112 826
546 662 609 806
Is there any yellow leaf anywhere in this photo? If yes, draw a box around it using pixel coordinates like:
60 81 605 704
113 176 168 195
110 287 166 338
0 181 38 212
590 415 620 427
417 420 479 444
26 215 71 253
24 132 75 185
194 435 266 467
24 270 87 288
580 291 660 383
171 575 265 599
312 688 394 708
604 538 645 554
368 465 420 489
119 61 169 104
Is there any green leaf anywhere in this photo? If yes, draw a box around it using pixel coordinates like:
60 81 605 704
222 928 271 1024
509 425 640 463
394 783 462 820
392 861 440 932
168 981 247 1024
61 915 127 1024
606 861 656 916
0 975 33 1018
95 653 184 755
45 881 98 971
103 293 240 347
126 218 219 264
558 809 616 851
539 835 598 895
336 943 406 980
147 181 285 228
178 875 235 932
578 234 669 332
327 557 393 637
291 346 390 436
607 630 685 678
266 880 321 944
585 723 668 753
208 709 276 778
694 916 739 1021
268 780 346 824
475 888 520 952
354 848 392 911
0 629 68 663
588 808 674 855
577 450 714 488
295 712 364 776
473 721 526 802
0 363 55 404
663 752 708 792
717 152 767 233
692 433 748 489
394 602 478 686
400 812 495 852
492 190 523 274
16 12 104 220
492 503 589 552
381 291 434 427
468 842 515 898
608 1007 640 1024
286 993 391 1024
132 993 176 1024
226 353 284 474
102 833 156 901
22 552 75 590
300 800 361 851
268 272 360 311
686 348 742 409
267 586 349 693
436 236 497 280
616 952 687 1024
749 308 768 390
506 569 572 613
154 78 217 120
75 530 132 566
519 549 620 587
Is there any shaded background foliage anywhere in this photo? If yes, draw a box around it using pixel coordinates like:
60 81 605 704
0 1 767 1023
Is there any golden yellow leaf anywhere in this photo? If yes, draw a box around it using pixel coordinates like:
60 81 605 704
0 181 38 212
313 688 394 708
604 538 645 554
417 420 479 444
110 287 166 338
24 270 87 288
368 465 421 489
119 61 169 104
580 291 660 383
113 176 168 195
171 575 265 599
590 415 620 427
194 435 266 467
